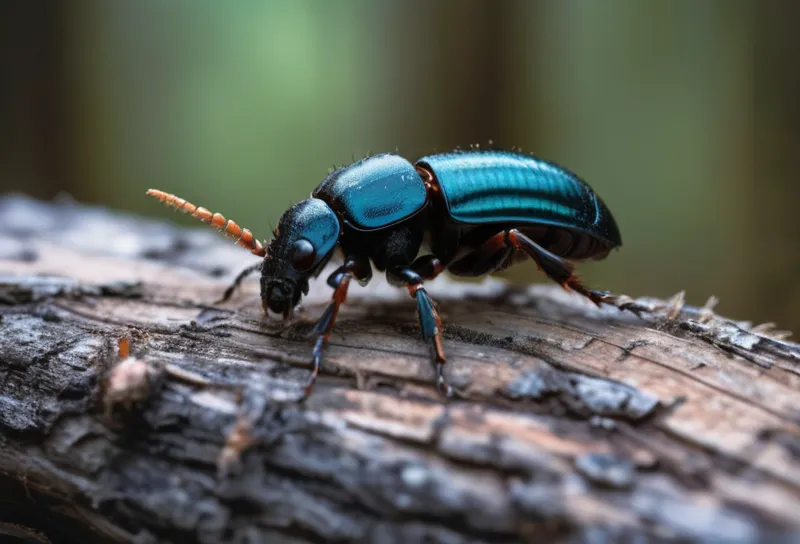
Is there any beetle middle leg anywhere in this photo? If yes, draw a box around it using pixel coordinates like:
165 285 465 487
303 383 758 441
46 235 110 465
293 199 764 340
387 257 452 397
306 256 372 398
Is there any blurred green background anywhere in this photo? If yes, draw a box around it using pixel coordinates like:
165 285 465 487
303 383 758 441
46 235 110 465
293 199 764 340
1 1 798 333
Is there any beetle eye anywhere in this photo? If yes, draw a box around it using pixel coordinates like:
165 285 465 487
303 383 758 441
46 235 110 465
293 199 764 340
290 239 316 272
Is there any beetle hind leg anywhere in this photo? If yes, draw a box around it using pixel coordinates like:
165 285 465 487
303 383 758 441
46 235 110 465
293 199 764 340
491 229 644 316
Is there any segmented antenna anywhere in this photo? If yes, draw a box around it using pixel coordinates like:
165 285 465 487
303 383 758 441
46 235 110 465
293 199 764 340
146 189 267 256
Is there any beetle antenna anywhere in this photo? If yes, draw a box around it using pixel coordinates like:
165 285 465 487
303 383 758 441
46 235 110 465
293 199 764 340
146 189 267 257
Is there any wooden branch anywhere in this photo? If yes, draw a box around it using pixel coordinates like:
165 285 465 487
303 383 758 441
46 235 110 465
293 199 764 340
1 194 799 543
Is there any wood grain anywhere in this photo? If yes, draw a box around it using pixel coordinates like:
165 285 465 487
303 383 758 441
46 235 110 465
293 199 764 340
1 195 799 543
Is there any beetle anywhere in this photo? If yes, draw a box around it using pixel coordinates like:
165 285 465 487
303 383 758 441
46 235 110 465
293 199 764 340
148 149 634 398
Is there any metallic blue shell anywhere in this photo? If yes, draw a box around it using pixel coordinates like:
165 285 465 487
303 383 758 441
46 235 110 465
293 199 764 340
416 150 621 246
313 154 427 231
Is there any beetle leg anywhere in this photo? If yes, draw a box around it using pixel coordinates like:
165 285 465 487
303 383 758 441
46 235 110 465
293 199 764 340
306 257 372 398
503 229 643 316
410 254 446 280
386 265 452 397
216 262 262 304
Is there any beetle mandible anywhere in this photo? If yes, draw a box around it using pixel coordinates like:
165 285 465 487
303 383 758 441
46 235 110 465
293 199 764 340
148 149 634 398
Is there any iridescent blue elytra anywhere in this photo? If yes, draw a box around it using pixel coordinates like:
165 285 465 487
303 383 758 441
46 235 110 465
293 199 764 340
417 150 621 247
148 147 629 400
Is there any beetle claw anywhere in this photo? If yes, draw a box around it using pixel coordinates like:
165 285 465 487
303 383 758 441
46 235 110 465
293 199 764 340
618 301 647 317
435 362 453 398
597 293 649 318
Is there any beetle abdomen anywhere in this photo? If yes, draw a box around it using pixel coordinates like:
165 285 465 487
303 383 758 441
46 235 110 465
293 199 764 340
314 154 427 231
417 150 621 247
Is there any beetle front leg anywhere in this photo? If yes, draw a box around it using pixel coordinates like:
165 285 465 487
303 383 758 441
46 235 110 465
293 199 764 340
306 257 372 398
216 262 262 304
386 263 452 397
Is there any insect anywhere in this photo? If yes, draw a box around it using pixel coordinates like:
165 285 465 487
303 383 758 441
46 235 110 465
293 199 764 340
148 149 632 398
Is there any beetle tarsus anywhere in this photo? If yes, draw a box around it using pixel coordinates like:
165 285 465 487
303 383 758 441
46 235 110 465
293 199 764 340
587 290 648 317
217 262 262 304
565 283 647 317
435 362 452 397
304 336 325 398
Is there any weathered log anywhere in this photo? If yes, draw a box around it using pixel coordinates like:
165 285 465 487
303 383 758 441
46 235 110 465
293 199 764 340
0 194 799 543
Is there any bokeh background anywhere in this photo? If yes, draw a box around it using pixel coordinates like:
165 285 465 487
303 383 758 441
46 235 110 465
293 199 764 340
2 1 798 332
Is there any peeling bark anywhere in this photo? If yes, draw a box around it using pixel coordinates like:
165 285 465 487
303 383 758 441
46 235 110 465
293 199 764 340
0 195 799 543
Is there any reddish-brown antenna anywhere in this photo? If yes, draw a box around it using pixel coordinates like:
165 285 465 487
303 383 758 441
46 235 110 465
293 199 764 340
146 189 267 257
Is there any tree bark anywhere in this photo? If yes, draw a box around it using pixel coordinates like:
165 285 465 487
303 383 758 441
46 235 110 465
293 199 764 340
1 195 799 543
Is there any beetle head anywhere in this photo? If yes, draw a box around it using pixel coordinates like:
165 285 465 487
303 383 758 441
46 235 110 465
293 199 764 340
261 198 340 317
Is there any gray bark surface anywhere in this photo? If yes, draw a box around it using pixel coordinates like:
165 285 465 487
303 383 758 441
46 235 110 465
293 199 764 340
1 195 799 543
